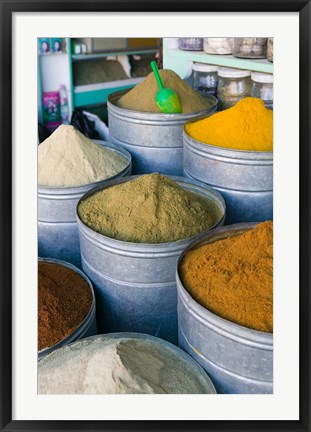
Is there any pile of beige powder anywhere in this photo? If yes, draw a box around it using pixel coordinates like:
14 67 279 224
38 335 214 394
38 125 128 188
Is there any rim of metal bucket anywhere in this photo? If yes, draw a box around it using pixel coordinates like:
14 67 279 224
176 222 273 348
76 174 226 251
107 89 218 123
183 115 274 157
38 140 132 196
38 257 96 357
38 332 217 394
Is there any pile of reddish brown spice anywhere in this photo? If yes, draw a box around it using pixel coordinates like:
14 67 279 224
38 261 92 351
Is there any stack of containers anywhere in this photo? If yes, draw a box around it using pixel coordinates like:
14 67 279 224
38 53 273 395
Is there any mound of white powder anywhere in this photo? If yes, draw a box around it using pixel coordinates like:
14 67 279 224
38 125 128 187
38 336 213 394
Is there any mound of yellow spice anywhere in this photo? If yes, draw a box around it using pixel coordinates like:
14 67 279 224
185 97 273 151
78 173 222 244
179 221 273 333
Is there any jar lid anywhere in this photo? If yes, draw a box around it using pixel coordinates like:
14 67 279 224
251 72 274 83
193 62 219 72
218 67 251 78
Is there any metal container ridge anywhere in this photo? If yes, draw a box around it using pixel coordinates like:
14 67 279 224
38 257 97 360
183 125 273 224
77 175 226 345
38 141 132 268
108 89 218 176
38 332 217 394
176 223 273 394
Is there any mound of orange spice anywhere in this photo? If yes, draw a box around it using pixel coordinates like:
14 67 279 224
179 221 273 333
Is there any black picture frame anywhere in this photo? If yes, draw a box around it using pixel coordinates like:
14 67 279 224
1 1 310 431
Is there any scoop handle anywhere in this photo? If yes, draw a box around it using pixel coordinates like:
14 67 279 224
150 61 164 91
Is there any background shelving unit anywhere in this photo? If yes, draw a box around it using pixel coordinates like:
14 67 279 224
163 38 273 79
38 38 159 123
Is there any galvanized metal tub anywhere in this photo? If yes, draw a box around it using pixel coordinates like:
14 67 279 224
38 257 97 361
77 175 226 345
176 222 273 394
107 89 218 176
183 127 273 224
38 332 217 394
38 141 132 269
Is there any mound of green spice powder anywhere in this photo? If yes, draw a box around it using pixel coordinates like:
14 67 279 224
78 173 222 244
116 69 214 114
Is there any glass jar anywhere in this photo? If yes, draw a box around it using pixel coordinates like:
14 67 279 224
203 38 233 55
251 72 273 109
178 38 204 51
192 62 219 96
232 38 268 59
267 38 273 62
217 67 252 110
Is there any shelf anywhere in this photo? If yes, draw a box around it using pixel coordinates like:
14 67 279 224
163 46 273 78
72 48 158 62
73 77 144 107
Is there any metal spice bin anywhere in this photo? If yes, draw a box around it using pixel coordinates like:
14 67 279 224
38 333 217 394
183 123 273 224
76 175 226 345
107 89 218 176
176 223 273 394
38 257 97 361
38 141 132 269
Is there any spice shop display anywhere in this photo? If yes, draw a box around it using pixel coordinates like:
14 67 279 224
183 98 273 223
38 334 216 394
232 37 268 59
38 125 131 267
176 222 273 394
203 38 233 55
191 63 219 96
251 72 273 109
38 258 96 359
216 67 252 110
108 71 217 175
178 38 204 51
38 37 275 395
77 174 225 343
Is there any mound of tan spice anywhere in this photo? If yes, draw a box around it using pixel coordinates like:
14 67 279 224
116 69 214 114
179 221 273 333
78 173 222 244
38 261 93 351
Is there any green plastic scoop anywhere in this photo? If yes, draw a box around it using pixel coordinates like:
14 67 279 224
150 61 182 114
